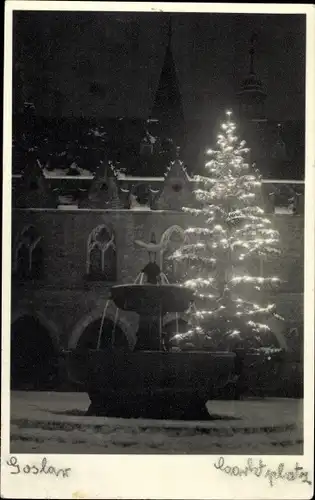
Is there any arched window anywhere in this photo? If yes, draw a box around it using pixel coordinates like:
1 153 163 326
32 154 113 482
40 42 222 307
86 225 116 281
13 226 43 280
129 183 151 209
163 319 189 350
140 138 153 156
160 225 187 283
76 318 128 352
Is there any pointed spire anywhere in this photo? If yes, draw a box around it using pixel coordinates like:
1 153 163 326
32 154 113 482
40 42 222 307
241 32 263 90
150 16 184 138
271 123 287 161
237 32 267 121
167 16 172 47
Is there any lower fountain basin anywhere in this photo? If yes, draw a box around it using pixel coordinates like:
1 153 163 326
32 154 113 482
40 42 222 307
111 284 195 314
66 349 237 418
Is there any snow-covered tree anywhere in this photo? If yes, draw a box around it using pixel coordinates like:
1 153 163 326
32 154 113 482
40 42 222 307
170 110 284 351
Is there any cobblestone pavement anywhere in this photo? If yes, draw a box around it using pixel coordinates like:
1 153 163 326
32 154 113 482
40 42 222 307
10 391 303 455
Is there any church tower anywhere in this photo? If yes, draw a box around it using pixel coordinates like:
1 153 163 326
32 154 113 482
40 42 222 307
237 33 267 122
150 17 185 143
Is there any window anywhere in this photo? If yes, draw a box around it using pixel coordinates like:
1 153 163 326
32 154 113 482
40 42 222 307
13 226 43 280
86 225 116 281
140 141 153 156
160 226 187 283
172 183 183 193
130 183 150 208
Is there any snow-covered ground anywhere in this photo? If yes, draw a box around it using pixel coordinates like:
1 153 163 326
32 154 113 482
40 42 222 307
10 391 303 455
11 427 303 454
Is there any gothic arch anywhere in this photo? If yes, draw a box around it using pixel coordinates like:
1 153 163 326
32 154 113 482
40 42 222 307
13 225 43 278
160 225 187 248
160 225 188 279
11 309 60 349
267 317 289 351
86 224 116 280
163 319 189 337
68 304 138 350
163 312 189 326
11 310 61 389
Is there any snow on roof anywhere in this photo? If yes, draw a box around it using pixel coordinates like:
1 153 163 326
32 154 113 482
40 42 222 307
129 205 152 211
164 160 191 182
57 204 79 210
42 166 93 179
118 174 165 182
12 169 304 185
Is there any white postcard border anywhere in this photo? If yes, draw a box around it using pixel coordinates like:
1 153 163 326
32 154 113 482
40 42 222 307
1 2 314 499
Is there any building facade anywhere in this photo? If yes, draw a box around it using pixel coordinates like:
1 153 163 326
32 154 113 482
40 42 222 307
11 162 304 389
10 28 304 389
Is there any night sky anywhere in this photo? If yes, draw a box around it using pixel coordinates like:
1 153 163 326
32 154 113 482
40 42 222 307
13 11 306 122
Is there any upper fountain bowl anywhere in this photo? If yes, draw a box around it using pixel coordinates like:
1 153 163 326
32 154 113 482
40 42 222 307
111 284 195 314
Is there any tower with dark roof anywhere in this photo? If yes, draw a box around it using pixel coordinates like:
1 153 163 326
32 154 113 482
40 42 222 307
150 17 185 142
237 33 267 122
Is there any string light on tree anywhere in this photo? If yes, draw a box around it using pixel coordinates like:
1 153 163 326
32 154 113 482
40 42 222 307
169 110 284 350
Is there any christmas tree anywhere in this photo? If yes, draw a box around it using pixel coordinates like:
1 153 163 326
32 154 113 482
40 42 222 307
169 110 284 352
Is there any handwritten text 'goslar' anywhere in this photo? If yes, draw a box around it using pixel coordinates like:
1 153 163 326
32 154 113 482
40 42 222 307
7 456 71 478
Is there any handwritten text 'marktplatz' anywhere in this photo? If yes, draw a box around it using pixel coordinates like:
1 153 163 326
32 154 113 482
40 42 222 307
214 456 312 487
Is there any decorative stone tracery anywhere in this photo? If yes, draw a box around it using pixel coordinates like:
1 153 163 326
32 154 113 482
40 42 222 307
155 155 194 211
160 225 187 282
86 225 116 281
13 225 43 279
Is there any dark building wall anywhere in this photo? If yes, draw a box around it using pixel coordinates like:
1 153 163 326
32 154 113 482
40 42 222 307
11 209 304 353
12 209 199 285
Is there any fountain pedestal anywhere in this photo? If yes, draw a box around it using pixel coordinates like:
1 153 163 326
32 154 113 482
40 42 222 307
65 248 237 419
111 283 194 351
135 316 161 350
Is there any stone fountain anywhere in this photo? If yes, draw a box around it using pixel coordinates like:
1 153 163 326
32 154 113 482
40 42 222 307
66 237 237 419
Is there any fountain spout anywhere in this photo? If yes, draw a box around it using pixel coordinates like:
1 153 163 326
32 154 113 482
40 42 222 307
97 299 110 350
111 235 195 351
138 236 165 285
141 261 162 284
134 272 145 285
160 272 169 285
